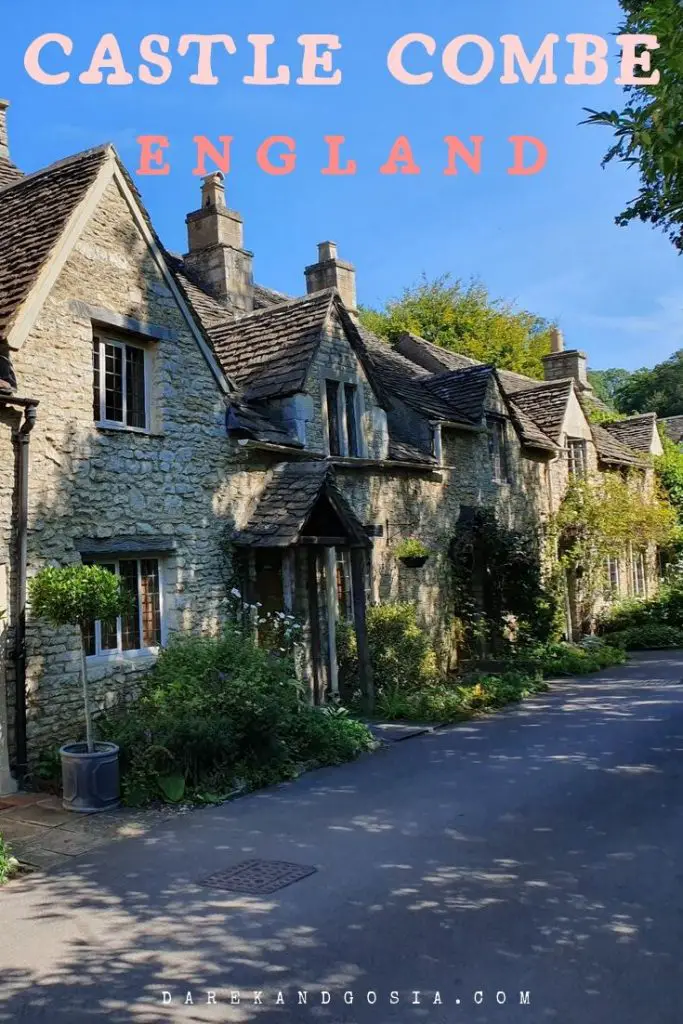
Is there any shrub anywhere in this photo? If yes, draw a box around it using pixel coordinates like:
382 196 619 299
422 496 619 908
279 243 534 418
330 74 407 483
0 834 19 885
337 602 439 699
509 641 627 677
608 624 683 650
374 670 548 723
99 625 374 806
598 571 683 641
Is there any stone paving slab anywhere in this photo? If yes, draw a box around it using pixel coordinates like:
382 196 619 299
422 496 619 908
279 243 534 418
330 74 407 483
0 792 182 873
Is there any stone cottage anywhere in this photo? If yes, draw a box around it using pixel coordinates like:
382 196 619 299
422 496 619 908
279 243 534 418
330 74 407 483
0 100 666 786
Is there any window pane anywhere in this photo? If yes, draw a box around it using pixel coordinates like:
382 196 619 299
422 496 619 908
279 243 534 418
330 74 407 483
92 339 101 422
83 618 96 657
326 381 340 456
104 343 123 422
125 345 146 429
140 559 161 647
344 384 360 457
119 560 141 651
99 563 118 651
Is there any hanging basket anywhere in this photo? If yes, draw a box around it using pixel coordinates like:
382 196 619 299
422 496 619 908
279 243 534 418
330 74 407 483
399 555 429 569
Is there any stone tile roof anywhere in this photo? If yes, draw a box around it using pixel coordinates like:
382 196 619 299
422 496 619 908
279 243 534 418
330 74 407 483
388 438 436 465
590 424 647 467
425 364 493 422
226 396 302 448
602 413 658 453
165 254 235 330
661 415 683 444
506 399 558 452
233 462 369 547
0 156 23 188
507 380 572 441
0 145 109 343
253 283 290 309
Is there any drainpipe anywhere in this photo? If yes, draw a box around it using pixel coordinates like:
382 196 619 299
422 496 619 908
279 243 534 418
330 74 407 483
13 403 37 778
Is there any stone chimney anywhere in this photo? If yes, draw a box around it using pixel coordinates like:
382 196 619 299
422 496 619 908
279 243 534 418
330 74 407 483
0 99 10 161
0 99 23 186
305 242 357 311
542 327 590 390
184 173 254 315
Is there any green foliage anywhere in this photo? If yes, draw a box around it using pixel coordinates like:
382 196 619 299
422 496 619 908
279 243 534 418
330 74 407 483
588 369 633 408
0 834 19 885
609 623 683 649
337 602 439 701
509 640 628 677
29 564 129 629
449 509 558 657
99 625 374 806
359 273 554 378
656 432 683 525
584 0 683 251
550 474 679 624
611 351 683 418
373 670 549 724
394 538 431 560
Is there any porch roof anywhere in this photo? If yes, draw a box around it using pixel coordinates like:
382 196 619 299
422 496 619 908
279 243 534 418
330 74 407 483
232 462 371 548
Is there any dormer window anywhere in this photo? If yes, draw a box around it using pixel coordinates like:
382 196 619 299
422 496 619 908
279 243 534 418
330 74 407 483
325 379 361 457
93 336 149 430
567 439 587 477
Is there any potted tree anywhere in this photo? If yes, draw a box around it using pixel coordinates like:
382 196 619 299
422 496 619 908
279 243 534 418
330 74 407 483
29 565 129 813
394 538 432 569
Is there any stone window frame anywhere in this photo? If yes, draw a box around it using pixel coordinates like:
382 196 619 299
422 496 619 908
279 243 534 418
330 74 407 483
92 332 153 434
321 372 368 459
486 415 510 484
630 546 647 598
83 555 167 663
604 553 621 596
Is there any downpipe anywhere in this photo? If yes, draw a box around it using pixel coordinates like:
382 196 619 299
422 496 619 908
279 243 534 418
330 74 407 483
12 404 37 779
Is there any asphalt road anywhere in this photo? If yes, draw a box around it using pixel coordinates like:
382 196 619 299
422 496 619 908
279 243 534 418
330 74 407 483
2 651 683 1024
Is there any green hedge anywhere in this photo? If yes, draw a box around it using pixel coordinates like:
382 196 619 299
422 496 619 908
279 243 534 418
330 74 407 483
375 670 549 724
509 641 628 677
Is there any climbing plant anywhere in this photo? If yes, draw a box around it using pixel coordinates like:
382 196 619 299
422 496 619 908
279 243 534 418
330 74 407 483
548 473 679 628
449 509 558 657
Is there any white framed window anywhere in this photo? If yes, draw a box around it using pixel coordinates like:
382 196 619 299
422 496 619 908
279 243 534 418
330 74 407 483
567 439 588 477
631 549 647 597
487 417 509 483
605 554 621 595
83 557 163 658
93 335 149 430
335 548 354 620
325 379 362 457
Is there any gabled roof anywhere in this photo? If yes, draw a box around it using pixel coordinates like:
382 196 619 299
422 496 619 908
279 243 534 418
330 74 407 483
506 399 558 452
0 145 110 342
507 379 573 441
601 412 658 454
226 396 303 448
232 462 370 547
207 289 391 407
591 423 648 467
424 364 493 422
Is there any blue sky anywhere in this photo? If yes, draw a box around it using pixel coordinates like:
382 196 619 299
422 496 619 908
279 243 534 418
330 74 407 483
1 0 681 371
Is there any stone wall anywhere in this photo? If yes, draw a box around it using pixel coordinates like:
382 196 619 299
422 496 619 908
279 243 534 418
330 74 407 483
1 179 266 755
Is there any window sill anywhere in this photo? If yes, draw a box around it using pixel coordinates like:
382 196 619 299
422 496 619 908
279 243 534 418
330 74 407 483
86 648 160 666
95 423 165 438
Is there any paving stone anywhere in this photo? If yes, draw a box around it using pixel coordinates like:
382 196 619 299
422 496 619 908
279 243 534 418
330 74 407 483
14 846 74 870
0 819 48 841
0 793 43 811
34 830 107 856
0 803 77 828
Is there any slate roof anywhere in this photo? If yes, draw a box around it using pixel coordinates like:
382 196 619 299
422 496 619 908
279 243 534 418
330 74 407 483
232 462 369 547
591 424 648 467
661 415 683 444
226 396 302 448
506 399 558 452
602 413 658 453
0 145 110 343
424 364 493 422
507 380 573 441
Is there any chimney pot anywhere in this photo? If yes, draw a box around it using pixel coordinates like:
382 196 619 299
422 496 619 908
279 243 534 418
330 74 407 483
318 241 337 261
201 172 226 209
549 326 564 354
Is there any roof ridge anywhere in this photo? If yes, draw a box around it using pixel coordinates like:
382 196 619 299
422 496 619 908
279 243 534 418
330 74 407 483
226 287 336 325
0 143 113 195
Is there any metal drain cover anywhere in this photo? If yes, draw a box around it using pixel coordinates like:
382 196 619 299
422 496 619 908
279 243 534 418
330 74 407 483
199 859 317 895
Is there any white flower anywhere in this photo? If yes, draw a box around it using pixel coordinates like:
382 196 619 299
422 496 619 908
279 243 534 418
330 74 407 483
230 588 241 598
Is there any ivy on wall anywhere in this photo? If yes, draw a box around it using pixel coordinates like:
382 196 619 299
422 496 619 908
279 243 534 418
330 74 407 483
449 509 557 658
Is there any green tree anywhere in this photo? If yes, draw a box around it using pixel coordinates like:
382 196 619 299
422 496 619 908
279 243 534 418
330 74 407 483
613 349 683 417
29 565 129 752
656 431 683 524
588 368 633 407
584 0 683 250
360 274 554 378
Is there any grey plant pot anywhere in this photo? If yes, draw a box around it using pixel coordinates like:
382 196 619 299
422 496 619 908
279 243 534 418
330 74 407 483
59 741 121 813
